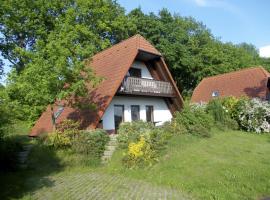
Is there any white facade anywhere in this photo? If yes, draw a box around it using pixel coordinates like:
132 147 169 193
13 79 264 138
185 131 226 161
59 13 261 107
101 96 172 130
101 60 172 130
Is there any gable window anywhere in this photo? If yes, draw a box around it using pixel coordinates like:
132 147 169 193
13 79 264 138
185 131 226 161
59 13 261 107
54 105 64 120
128 68 141 78
212 91 220 98
146 105 154 122
131 105 140 121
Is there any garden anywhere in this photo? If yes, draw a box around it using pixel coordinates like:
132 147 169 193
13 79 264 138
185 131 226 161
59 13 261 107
1 97 270 199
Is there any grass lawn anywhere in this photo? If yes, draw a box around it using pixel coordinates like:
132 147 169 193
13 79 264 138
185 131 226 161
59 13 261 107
101 130 270 200
1 129 270 199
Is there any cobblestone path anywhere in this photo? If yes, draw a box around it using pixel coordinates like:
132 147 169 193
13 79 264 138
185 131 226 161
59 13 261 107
31 172 191 200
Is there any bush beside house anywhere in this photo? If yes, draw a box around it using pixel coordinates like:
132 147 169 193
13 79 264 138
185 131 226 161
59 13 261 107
41 120 109 162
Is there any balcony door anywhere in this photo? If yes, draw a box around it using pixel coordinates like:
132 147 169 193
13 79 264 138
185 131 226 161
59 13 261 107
114 105 124 130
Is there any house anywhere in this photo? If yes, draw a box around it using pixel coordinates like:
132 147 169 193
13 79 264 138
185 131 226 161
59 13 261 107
30 35 184 136
191 67 270 103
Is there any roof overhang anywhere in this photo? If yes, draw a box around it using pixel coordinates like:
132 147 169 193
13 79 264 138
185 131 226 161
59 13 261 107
136 49 161 62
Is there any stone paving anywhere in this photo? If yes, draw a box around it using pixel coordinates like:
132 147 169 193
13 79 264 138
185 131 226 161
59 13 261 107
31 172 191 200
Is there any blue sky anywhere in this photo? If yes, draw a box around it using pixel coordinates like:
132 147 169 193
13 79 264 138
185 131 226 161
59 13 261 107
119 0 270 48
1 0 270 84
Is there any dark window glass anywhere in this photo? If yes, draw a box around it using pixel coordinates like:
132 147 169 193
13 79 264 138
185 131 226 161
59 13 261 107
146 105 154 122
128 68 141 78
114 105 124 129
131 105 140 121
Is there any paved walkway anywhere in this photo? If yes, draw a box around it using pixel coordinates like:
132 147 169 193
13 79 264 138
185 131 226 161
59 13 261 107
31 172 191 200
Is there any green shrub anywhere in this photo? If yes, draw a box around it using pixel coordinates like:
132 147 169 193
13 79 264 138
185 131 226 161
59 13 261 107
118 121 173 168
117 121 155 148
43 131 73 148
173 105 213 137
72 129 109 158
206 99 227 123
206 98 239 131
43 119 81 149
221 96 239 118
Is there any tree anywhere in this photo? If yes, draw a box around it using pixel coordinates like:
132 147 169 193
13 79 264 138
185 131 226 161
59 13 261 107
127 8 264 94
1 0 134 124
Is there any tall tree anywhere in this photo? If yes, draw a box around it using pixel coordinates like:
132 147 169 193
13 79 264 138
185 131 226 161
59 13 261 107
0 0 134 122
127 8 263 94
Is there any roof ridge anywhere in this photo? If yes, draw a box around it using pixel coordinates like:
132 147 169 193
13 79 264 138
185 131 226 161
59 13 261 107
202 66 266 81
92 34 141 59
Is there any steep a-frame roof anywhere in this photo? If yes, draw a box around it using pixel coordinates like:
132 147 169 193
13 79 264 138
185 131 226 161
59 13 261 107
30 34 183 136
191 67 270 103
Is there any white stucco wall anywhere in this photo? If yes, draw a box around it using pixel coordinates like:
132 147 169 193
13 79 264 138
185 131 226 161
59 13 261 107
130 61 153 79
101 96 172 130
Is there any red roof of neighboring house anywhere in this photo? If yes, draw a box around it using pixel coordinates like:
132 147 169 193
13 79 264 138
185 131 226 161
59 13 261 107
191 67 270 103
30 34 183 136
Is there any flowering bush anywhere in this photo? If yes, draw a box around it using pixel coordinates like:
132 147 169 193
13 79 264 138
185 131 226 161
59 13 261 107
118 121 172 168
235 98 270 133
123 136 156 168
117 121 155 148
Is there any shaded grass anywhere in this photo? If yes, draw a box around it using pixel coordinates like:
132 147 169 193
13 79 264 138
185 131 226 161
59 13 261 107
0 141 99 199
101 130 270 200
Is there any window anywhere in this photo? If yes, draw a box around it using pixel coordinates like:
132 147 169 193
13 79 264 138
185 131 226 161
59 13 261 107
54 105 64 119
131 105 140 121
114 105 124 129
212 91 220 98
128 68 141 78
146 105 154 122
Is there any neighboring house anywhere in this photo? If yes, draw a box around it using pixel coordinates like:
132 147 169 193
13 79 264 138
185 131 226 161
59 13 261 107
30 35 184 136
191 67 270 103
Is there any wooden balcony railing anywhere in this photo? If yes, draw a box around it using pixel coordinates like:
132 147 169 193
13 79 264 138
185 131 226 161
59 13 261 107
118 77 175 97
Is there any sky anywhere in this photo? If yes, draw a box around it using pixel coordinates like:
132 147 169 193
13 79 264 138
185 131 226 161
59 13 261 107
118 0 270 54
1 0 270 84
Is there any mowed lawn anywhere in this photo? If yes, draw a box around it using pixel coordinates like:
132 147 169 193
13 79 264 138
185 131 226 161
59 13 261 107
1 130 270 200
102 131 270 200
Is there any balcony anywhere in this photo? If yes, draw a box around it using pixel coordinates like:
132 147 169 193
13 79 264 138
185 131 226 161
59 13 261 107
117 77 175 97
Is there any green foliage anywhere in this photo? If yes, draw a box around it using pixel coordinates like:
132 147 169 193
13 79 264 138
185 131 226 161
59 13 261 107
117 121 155 148
127 8 264 93
173 105 213 137
42 119 109 159
43 119 81 148
118 121 172 168
1 0 134 123
221 96 240 118
72 129 109 158
206 99 227 123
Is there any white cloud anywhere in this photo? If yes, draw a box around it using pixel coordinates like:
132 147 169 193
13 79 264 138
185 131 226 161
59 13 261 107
259 45 270 58
191 0 240 15
194 0 207 7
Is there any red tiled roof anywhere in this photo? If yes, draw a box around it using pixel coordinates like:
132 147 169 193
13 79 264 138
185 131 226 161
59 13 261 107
30 34 182 136
191 67 270 103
